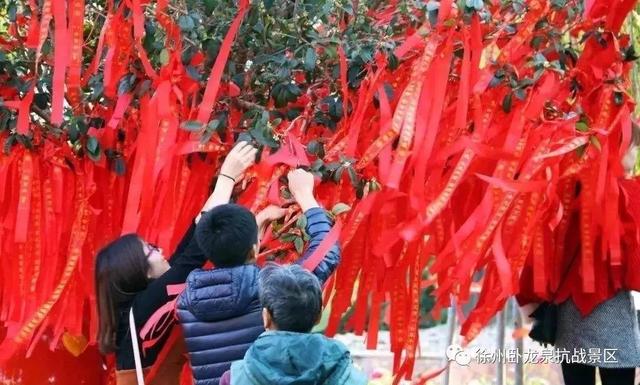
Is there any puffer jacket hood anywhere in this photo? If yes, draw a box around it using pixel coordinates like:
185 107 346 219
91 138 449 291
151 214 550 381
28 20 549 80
230 331 367 385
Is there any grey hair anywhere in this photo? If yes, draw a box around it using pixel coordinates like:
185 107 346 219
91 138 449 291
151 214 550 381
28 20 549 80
258 263 322 332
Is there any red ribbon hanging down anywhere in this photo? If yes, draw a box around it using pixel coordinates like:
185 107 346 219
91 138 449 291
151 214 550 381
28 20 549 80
130 0 158 80
66 0 85 108
50 0 69 126
345 76 379 157
106 93 133 130
28 161 43 313
397 241 427 382
376 84 393 184
385 36 440 189
301 221 343 272
0 176 93 363
152 120 179 184
121 97 151 234
16 88 34 135
196 0 250 124
580 164 597 294
137 93 164 235
34 0 52 70
337 45 350 118
325 226 367 336
15 153 33 244
492 222 514 297
454 28 471 133
350 240 375 335
409 33 454 208
355 41 438 171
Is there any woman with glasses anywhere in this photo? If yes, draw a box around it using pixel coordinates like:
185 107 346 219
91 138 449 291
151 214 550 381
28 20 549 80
94 142 258 385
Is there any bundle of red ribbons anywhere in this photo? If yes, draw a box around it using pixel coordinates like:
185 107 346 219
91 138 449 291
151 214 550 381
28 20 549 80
1 0 640 382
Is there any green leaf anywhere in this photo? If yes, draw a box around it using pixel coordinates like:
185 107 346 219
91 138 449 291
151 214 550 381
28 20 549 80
331 203 351 216
294 237 304 254
113 158 126 176
180 120 204 132
178 15 195 32
488 74 502 89
369 179 382 191
203 0 216 13
207 119 221 131
86 137 101 161
613 91 624 106
387 52 399 70
8 3 17 22
307 140 324 157
590 136 602 151
329 100 343 119
502 92 513 113
286 83 302 98
514 88 527 101
311 159 324 172
34 93 48 109
249 125 279 148
280 233 297 243
186 65 201 81
117 74 136 96
304 47 317 72
530 35 544 49
347 167 359 186
333 167 344 182
576 121 589 132
159 49 170 66
87 136 99 154
77 118 88 135
325 162 340 172
296 214 308 230
68 122 79 142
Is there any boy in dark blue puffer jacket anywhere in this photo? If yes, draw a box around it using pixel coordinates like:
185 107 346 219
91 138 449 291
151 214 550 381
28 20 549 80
176 168 341 385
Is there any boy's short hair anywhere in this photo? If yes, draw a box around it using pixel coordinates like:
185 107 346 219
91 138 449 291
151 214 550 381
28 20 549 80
258 263 322 333
195 204 258 267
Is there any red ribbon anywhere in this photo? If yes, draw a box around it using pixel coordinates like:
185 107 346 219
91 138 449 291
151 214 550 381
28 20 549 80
196 0 249 124
50 0 69 125
301 221 343 273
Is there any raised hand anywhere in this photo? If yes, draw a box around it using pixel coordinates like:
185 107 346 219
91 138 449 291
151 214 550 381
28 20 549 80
256 205 287 232
287 169 319 212
219 141 258 182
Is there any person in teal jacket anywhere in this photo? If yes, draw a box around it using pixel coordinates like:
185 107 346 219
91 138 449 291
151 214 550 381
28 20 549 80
219 264 367 385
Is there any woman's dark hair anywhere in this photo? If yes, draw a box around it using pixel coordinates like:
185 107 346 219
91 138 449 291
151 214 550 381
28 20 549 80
95 234 150 354
258 263 322 333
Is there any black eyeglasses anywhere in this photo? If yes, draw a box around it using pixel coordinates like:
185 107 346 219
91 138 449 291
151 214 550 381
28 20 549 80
145 243 160 257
